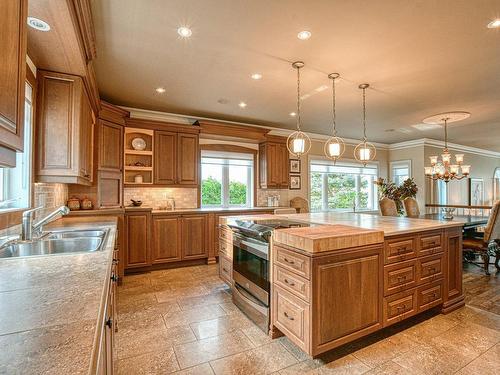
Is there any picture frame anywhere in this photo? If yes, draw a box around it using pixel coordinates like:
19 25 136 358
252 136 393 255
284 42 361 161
290 175 301 190
468 177 484 206
289 159 301 173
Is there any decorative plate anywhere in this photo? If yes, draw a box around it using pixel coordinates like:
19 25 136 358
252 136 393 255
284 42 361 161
132 137 146 151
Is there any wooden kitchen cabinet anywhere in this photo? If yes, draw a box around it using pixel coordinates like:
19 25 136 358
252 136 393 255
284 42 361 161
0 0 27 156
181 215 208 259
124 211 151 268
152 215 181 263
99 119 123 171
36 70 95 185
259 140 289 189
154 131 177 184
177 133 199 186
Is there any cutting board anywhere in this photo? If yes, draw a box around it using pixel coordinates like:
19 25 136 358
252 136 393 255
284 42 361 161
273 224 384 253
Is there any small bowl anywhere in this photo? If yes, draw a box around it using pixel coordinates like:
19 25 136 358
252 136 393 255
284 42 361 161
131 199 143 207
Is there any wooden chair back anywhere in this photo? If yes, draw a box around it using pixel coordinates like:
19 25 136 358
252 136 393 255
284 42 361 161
274 208 297 214
290 197 309 213
379 197 398 216
485 200 500 242
403 197 420 218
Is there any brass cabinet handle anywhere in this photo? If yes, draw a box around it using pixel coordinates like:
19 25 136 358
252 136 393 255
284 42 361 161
284 278 295 286
283 312 294 321
397 275 407 282
283 258 295 265
222 268 228 272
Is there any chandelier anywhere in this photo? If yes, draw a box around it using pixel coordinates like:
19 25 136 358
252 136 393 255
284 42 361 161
424 113 471 182
354 83 376 166
287 61 311 158
324 73 345 163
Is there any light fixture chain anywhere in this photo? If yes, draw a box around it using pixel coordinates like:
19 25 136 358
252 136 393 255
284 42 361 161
362 86 367 141
444 118 448 150
332 78 337 135
296 65 301 131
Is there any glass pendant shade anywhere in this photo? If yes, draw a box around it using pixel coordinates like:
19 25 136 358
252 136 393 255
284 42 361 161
424 167 433 175
429 156 438 166
324 136 345 163
449 165 459 174
461 165 471 175
354 141 376 166
455 154 464 164
287 130 311 158
441 152 451 165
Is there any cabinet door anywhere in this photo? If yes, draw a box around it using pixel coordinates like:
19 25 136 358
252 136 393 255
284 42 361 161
177 133 199 185
152 216 181 263
279 144 289 188
99 119 122 171
79 91 94 181
98 170 122 208
267 143 280 188
125 213 150 268
0 0 27 152
154 131 177 184
181 215 207 259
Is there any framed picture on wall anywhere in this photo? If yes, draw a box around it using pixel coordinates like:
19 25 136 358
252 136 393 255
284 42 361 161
289 159 301 173
468 178 484 206
290 175 301 190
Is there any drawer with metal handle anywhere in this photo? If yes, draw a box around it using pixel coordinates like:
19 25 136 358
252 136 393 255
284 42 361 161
274 246 311 280
274 265 310 302
384 237 417 264
383 259 417 296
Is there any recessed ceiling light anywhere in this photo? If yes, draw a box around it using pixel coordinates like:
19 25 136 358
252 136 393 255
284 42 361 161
27 17 50 31
155 87 166 94
297 30 311 40
487 19 500 28
251 73 262 80
289 112 296 117
177 26 192 38
238 102 247 108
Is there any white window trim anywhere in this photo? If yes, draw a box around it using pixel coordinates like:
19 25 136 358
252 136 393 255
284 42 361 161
390 159 412 183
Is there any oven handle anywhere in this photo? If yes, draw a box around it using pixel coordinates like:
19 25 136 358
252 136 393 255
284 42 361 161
234 283 268 311
233 234 269 260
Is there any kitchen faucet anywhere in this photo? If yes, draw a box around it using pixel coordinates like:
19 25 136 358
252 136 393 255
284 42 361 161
21 206 70 241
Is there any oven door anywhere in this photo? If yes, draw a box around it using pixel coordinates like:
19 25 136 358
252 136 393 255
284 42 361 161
232 233 269 296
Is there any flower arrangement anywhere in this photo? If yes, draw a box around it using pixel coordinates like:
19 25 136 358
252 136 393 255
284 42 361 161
374 177 418 215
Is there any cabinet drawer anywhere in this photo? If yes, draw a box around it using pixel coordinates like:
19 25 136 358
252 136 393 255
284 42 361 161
219 240 231 258
274 246 310 280
383 259 417 296
219 227 233 244
219 255 232 285
418 280 443 311
419 232 442 256
273 285 309 350
274 265 310 302
384 238 417 264
417 253 444 284
383 289 417 327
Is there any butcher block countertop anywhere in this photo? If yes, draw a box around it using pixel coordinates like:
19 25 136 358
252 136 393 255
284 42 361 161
273 224 384 253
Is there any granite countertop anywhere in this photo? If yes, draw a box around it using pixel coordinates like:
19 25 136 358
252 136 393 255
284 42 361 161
0 216 118 374
220 212 464 238
122 206 286 214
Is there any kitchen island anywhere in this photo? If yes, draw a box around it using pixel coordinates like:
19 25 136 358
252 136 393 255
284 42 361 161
218 212 465 357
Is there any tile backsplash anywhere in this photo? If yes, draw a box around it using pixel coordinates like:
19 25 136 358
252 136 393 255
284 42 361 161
124 187 198 209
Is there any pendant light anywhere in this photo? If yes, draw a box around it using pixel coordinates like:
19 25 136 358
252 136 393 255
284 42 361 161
287 61 311 158
354 83 376 166
324 73 345 163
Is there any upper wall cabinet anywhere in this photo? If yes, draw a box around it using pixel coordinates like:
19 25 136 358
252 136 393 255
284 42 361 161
259 139 289 189
0 0 27 155
36 70 95 185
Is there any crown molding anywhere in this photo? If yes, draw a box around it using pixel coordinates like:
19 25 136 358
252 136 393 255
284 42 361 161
389 138 500 158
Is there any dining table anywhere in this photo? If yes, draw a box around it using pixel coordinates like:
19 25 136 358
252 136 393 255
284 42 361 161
420 214 489 230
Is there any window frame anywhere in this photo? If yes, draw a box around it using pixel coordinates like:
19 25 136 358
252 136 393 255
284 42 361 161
309 157 379 213
390 159 412 185
199 144 257 208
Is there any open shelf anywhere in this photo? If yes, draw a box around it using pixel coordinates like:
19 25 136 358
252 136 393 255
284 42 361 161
124 127 154 184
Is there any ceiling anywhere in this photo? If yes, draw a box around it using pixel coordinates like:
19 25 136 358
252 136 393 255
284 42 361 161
91 0 500 151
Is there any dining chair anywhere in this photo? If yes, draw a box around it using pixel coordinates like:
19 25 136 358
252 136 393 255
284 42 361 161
463 200 500 275
403 197 420 218
290 197 309 213
379 197 399 216
274 208 297 214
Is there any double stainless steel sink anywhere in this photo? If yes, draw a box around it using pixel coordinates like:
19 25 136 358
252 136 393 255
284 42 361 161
0 229 108 259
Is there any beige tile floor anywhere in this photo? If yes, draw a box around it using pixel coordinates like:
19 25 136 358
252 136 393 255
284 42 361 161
116 262 500 375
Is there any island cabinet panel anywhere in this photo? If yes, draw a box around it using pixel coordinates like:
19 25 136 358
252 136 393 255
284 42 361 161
311 247 383 354
442 227 464 312
0 0 27 154
125 212 150 268
180 215 208 259
152 216 181 263
154 130 177 184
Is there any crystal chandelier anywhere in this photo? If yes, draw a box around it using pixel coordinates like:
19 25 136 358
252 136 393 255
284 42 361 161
424 115 470 182
287 61 311 158
324 73 345 163
354 83 376 166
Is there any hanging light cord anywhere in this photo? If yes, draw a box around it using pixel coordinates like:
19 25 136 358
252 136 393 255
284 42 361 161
331 78 337 136
443 118 448 150
296 65 301 131
362 86 367 142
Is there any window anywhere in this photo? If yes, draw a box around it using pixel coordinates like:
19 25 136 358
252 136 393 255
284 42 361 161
201 151 254 208
0 82 33 211
310 160 378 212
390 160 411 185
